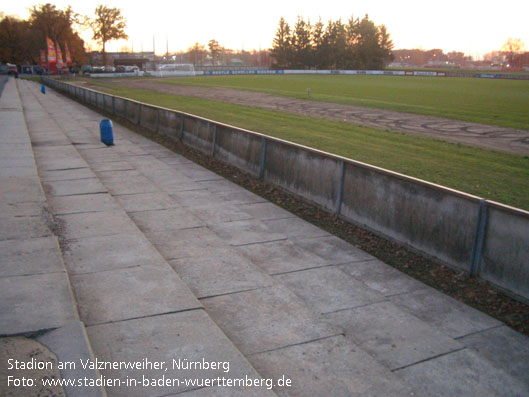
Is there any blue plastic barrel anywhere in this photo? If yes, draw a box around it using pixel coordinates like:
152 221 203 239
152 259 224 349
41 85 46 94
100 119 114 146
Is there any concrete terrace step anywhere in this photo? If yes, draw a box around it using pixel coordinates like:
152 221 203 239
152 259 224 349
13 78 529 396
17 79 273 397
0 77 103 397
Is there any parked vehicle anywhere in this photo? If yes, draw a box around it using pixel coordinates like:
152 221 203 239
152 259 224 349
7 63 17 75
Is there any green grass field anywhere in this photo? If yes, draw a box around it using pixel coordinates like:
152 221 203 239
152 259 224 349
87 80 529 211
157 75 529 130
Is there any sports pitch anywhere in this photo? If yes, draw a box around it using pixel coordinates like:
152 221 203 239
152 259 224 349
82 74 529 210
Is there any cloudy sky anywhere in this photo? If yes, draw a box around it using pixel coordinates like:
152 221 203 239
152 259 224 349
2 0 528 58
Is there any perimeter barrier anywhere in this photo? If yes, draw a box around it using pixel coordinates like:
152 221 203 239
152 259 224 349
41 76 529 302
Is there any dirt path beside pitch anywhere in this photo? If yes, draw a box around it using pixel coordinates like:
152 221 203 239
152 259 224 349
79 77 529 156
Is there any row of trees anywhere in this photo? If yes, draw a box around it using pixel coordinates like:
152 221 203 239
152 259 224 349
270 15 394 70
0 3 127 66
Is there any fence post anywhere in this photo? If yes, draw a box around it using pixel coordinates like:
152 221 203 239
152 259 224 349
335 160 346 215
469 199 488 277
211 124 217 157
137 103 142 125
179 114 184 139
155 108 160 132
112 96 116 115
259 137 267 179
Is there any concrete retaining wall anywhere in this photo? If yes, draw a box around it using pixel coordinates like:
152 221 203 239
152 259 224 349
41 77 529 302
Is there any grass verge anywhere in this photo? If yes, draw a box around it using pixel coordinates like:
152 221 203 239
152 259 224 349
157 74 529 130
80 80 529 210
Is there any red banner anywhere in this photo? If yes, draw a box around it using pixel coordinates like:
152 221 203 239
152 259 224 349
47 37 56 63
56 42 64 68
40 50 47 69
64 42 72 64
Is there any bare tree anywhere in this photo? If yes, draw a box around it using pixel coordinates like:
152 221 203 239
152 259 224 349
91 5 128 65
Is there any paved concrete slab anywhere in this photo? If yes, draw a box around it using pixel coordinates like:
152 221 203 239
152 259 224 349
114 191 180 213
339 259 427 297
293 235 375 265
263 217 331 239
0 214 51 241
250 335 413 396
0 236 64 277
0 272 78 335
98 170 160 195
48 193 119 215
458 326 529 385
202 285 340 355
197 179 246 193
274 266 386 314
71 264 201 326
235 239 327 275
170 189 220 208
175 163 225 181
189 202 254 225
145 228 227 260
324 301 462 370
168 247 273 298
63 232 166 274
77 146 124 163
0 166 37 177
395 348 529 396
0 177 45 203
390 287 502 338
209 219 287 247
0 201 43 216
129 208 204 233
37 321 105 397
216 190 268 205
43 177 107 197
86 310 266 396
0 156 36 169
90 160 135 172
239 202 296 221
57 210 138 239
38 167 96 181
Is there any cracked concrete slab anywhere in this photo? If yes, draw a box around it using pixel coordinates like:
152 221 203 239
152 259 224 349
202 285 340 355
168 247 273 298
274 266 386 314
47 193 119 215
395 348 529 396
71 264 201 326
0 236 64 277
338 259 426 297
63 232 166 274
324 301 462 370
86 310 266 396
235 239 328 275
390 287 502 338
57 210 138 239
0 272 78 335
293 235 375 265
129 207 204 233
250 335 413 396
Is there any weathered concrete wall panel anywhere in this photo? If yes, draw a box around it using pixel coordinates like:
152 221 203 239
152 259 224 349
215 126 262 176
264 141 341 210
481 205 529 299
182 116 213 153
340 163 478 271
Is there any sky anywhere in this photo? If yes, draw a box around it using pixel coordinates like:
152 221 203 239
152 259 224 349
2 0 529 59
